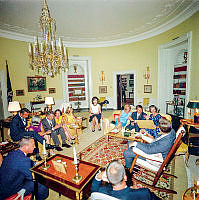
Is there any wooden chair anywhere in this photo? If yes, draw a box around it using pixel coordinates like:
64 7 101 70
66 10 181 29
129 126 185 194
5 189 32 200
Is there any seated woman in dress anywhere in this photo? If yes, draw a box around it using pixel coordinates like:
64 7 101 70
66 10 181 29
89 97 101 132
115 104 132 131
63 106 82 134
142 105 162 138
54 109 75 145
27 115 54 154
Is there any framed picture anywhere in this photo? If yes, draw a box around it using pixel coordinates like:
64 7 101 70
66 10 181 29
49 88 56 94
144 85 152 93
27 76 46 92
16 90 24 96
129 80 134 87
99 86 107 94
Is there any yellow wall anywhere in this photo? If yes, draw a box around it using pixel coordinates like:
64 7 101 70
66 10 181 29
0 11 199 104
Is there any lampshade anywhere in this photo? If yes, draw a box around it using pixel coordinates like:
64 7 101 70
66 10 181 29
45 97 54 105
187 100 199 109
8 101 21 112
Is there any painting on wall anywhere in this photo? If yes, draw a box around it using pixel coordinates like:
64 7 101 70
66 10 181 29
99 86 107 94
144 85 152 93
27 76 46 92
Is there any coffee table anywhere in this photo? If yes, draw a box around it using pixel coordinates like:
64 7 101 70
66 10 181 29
106 131 142 146
30 154 100 200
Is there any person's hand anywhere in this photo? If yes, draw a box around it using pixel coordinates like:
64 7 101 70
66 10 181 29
131 122 135 126
35 160 43 166
54 124 61 129
45 130 51 135
145 115 150 120
97 170 108 182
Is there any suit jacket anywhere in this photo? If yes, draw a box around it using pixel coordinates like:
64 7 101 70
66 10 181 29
10 114 28 141
136 129 176 159
0 149 34 199
91 178 160 200
41 117 56 132
131 111 146 120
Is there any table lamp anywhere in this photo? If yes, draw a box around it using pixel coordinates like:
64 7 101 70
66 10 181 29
187 100 199 123
45 97 54 111
8 101 21 116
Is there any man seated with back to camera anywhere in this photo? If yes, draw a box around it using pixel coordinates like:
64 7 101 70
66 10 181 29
0 136 49 200
123 118 176 169
41 111 71 151
10 108 54 161
91 160 161 200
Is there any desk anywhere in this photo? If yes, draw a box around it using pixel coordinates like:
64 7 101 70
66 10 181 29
0 118 11 142
31 154 100 200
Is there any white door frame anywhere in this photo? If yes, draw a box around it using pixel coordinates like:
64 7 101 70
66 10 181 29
113 70 136 109
0 70 9 118
62 56 92 108
158 32 192 116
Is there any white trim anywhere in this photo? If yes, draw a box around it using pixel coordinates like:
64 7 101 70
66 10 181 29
112 70 136 109
0 70 9 118
158 32 192 117
0 3 198 48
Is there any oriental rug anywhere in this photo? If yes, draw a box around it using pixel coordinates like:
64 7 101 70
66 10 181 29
80 135 175 200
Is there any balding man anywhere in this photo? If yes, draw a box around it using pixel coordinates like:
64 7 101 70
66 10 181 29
0 136 49 200
91 160 160 200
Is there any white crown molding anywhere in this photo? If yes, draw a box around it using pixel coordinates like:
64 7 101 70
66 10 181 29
0 3 198 48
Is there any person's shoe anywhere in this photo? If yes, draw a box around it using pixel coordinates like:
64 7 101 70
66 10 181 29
98 128 101 131
55 146 63 151
62 143 71 148
36 154 42 161
120 140 128 144
125 167 133 186
45 144 55 150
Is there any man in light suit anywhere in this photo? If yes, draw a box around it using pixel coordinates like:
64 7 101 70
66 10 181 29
10 108 54 160
91 160 161 200
124 118 176 168
41 111 71 151
0 136 49 200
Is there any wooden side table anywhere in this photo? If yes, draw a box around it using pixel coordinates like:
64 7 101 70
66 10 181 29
70 124 80 145
180 119 199 165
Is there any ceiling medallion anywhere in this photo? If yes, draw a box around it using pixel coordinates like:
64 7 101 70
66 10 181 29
28 0 68 77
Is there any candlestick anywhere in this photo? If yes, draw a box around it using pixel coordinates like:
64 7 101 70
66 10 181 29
29 43 32 54
72 164 82 183
41 153 50 170
43 140 46 155
73 146 78 164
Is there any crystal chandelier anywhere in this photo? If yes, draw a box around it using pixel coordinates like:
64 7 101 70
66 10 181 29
28 0 68 77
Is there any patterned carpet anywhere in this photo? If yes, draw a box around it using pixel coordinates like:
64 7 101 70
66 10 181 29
80 135 174 200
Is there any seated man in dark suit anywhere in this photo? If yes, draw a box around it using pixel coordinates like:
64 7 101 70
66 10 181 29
91 160 161 200
124 118 176 168
10 108 54 160
41 111 71 151
0 136 49 200
126 105 146 132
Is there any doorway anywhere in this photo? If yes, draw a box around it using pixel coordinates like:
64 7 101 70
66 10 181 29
116 73 135 110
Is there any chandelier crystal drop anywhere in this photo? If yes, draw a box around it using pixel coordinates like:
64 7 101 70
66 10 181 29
28 0 68 77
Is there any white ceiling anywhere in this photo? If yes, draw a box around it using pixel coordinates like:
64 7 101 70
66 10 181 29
0 0 199 47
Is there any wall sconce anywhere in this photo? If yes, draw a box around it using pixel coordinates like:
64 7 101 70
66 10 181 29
99 70 105 85
45 97 54 111
8 101 21 116
144 66 150 84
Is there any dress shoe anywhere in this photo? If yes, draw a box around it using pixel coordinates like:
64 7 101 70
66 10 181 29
36 154 42 161
120 140 128 144
55 146 63 151
62 143 71 148
45 144 56 150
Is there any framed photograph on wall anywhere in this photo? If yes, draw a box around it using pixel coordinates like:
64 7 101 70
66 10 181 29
99 86 107 94
129 80 134 87
27 76 46 92
144 85 152 93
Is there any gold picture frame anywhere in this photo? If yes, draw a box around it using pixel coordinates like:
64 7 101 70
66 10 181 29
99 86 107 94
144 85 152 93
